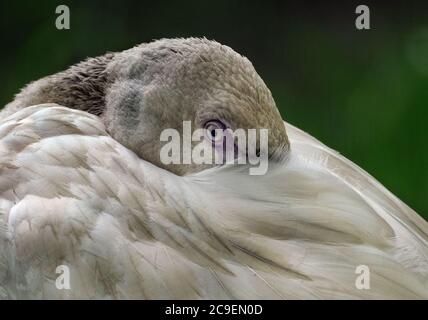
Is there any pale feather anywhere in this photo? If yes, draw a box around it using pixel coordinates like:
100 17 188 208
0 104 427 299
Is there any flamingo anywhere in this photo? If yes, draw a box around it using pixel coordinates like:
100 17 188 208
0 38 427 299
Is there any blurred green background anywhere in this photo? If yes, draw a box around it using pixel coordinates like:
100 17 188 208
0 1 426 219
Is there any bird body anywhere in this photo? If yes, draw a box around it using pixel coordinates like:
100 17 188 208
0 38 427 299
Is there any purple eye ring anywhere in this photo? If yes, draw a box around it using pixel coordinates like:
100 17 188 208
204 120 226 143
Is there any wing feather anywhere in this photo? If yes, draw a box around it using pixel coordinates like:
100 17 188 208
0 106 427 299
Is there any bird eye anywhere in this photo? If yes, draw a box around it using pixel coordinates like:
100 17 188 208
204 120 226 142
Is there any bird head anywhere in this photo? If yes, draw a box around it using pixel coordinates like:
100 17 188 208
103 38 289 175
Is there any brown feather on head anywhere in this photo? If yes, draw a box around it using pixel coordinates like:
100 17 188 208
3 38 289 175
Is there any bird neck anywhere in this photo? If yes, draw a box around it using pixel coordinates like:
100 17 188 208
2 53 115 118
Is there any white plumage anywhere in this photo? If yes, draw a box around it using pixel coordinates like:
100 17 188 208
0 104 426 299
0 38 427 299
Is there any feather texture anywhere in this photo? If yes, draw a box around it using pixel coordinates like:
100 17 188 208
0 104 427 299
